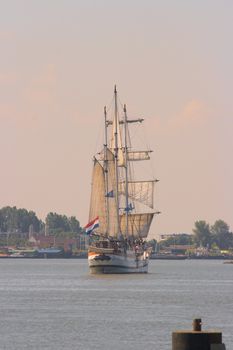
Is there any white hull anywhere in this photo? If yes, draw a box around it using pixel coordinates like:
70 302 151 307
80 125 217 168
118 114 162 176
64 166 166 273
88 250 149 274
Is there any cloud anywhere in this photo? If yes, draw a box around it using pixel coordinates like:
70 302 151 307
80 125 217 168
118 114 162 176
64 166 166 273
22 64 57 104
33 64 57 86
148 99 209 138
0 30 15 41
0 72 18 86
183 99 205 121
168 99 208 130
0 104 17 122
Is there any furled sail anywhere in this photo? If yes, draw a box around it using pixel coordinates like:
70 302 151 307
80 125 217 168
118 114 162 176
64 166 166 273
119 180 155 209
109 112 125 166
120 213 154 238
105 149 119 238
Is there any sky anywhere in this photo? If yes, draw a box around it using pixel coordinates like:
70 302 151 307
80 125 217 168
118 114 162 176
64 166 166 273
0 0 233 239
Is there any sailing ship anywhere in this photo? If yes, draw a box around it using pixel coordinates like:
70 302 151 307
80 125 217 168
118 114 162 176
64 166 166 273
86 86 159 274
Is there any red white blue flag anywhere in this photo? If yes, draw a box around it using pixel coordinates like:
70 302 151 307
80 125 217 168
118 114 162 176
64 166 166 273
84 217 99 235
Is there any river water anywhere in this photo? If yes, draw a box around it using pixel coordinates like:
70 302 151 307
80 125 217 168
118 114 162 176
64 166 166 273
0 259 232 350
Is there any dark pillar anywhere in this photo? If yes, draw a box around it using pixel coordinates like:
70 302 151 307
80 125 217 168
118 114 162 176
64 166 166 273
172 319 226 350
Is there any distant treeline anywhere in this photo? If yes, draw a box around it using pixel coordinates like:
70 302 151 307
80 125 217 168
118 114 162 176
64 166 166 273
0 206 82 236
158 220 233 250
1 207 232 250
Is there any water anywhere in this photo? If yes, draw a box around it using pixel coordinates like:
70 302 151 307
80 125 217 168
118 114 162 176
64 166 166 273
0 259 232 350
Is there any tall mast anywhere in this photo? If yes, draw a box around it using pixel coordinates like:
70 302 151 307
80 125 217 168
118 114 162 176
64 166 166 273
123 104 129 239
114 85 120 237
104 106 109 236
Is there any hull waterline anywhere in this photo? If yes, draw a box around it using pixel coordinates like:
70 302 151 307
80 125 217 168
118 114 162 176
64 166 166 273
88 251 149 274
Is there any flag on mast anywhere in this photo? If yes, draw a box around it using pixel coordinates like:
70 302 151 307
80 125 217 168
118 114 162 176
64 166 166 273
106 190 114 198
84 217 99 235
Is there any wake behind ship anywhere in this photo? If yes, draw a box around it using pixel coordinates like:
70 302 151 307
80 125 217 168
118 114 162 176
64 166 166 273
86 86 159 274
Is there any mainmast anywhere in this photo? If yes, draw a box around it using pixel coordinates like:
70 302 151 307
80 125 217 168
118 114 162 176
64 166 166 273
114 85 120 237
123 104 129 239
104 106 109 236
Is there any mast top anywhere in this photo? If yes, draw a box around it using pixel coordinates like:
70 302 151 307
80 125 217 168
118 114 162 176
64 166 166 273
114 85 117 94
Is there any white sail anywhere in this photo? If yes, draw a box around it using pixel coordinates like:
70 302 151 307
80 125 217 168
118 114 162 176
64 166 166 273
88 159 107 235
88 150 120 238
119 180 155 209
120 213 154 238
127 151 151 161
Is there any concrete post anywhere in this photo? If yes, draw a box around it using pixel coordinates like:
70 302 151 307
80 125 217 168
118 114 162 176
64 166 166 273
172 319 226 350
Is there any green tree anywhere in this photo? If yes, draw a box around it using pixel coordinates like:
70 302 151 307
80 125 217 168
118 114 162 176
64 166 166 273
159 234 193 249
45 212 81 235
0 206 42 233
0 206 18 232
68 216 81 233
17 208 42 232
211 220 233 249
45 212 70 233
193 220 212 247
147 239 157 252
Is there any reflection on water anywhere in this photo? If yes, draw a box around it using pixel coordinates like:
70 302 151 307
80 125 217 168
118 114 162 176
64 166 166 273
0 259 232 350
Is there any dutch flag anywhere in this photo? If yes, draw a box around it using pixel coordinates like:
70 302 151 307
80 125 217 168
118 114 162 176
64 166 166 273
84 217 99 235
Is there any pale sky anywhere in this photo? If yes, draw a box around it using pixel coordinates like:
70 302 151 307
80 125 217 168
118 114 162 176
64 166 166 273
0 0 232 238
